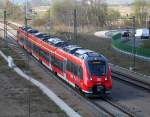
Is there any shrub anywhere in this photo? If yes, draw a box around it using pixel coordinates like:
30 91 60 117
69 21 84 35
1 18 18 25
32 18 48 27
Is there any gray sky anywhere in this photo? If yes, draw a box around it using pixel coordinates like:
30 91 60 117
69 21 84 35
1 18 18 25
11 0 133 5
106 0 133 4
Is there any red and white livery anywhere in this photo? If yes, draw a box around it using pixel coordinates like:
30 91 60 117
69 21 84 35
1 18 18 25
17 26 112 96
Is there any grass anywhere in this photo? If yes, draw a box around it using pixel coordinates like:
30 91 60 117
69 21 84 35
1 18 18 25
0 38 27 70
0 56 6 65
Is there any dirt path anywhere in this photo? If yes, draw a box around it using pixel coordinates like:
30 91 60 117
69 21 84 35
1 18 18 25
0 57 67 117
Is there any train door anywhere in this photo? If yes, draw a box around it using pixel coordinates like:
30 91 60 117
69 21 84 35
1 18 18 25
48 53 52 70
66 60 75 87
75 66 83 88
62 60 67 81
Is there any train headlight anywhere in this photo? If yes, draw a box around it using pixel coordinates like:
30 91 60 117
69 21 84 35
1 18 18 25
105 77 107 80
90 77 92 80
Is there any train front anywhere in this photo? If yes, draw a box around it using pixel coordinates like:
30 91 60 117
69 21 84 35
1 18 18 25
82 53 112 96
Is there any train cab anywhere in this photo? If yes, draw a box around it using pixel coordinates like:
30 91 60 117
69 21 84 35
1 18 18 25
17 26 112 97
74 49 112 95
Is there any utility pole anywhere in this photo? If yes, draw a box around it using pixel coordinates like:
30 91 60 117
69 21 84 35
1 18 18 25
149 16 150 35
25 0 28 29
4 10 7 47
48 9 51 35
24 1 31 117
12 0 14 17
74 8 77 44
132 16 136 70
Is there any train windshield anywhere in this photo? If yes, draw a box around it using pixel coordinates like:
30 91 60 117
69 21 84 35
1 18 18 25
87 60 106 77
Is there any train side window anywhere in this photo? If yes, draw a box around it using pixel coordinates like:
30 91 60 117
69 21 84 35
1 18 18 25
53 57 63 71
67 61 71 72
67 61 80 77
34 45 39 53
70 62 74 73
59 60 63 71
77 66 83 79
51 56 56 66
63 60 67 72
73 64 78 76
20 38 24 43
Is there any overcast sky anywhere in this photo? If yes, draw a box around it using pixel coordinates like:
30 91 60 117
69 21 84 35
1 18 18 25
11 0 133 5
106 0 133 4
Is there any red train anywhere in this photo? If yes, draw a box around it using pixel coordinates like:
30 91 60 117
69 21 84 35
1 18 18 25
17 26 112 96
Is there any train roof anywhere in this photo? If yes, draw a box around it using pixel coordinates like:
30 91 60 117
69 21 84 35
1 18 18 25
75 49 94 55
51 40 64 45
48 38 61 42
33 32 46 39
43 34 52 39
34 32 44 36
27 29 38 33
20 26 31 31
74 49 106 61
47 39 68 47
62 45 83 54
19 27 107 61
64 45 79 49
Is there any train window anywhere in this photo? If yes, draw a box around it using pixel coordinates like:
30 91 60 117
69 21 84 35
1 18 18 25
51 56 56 66
40 50 50 62
32 44 39 53
67 61 71 72
78 66 83 79
26 39 31 48
67 61 82 78
20 38 25 44
51 56 63 71
63 61 67 72
73 64 78 76
70 62 74 73
59 61 63 71
87 61 106 77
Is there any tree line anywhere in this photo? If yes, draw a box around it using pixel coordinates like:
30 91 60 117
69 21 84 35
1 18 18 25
0 0 150 31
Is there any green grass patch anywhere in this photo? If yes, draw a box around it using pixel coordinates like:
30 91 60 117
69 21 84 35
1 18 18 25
112 34 150 57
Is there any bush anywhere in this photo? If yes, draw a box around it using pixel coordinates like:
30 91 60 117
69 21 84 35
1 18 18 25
32 18 48 27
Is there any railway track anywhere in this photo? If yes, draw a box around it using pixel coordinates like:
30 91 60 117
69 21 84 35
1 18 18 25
112 70 150 91
0 24 147 117
91 98 137 117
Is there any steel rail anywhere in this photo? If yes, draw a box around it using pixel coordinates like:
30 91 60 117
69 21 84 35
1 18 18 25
112 70 150 91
